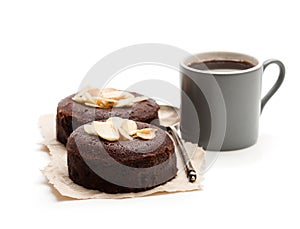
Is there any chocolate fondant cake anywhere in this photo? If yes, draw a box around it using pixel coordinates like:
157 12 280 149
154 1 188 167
56 89 160 145
66 121 177 194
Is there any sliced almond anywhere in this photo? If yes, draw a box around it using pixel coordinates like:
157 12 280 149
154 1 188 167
107 117 124 129
93 121 119 141
135 128 157 140
84 92 98 104
113 96 148 107
120 119 137 135
114 98 135 107
84 102 101 108
106 117 134 140
88 88 101 97
93 99 107 108
102 88 118 94
118 127 133 140
95 97 117 108
72 96 84 103
131 96 148 103
73 88 148 109
102 90 134 100
85 118 154 141
103 98 117 107
83 124 98 135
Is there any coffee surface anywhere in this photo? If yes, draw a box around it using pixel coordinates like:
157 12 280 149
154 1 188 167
188 60 255 71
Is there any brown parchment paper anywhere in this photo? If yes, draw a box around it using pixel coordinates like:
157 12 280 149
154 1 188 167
39 114 205 199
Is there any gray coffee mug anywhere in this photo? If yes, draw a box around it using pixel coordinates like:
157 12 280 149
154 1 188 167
180 52 285 151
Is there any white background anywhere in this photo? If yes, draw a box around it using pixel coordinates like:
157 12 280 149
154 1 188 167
1 0 299 228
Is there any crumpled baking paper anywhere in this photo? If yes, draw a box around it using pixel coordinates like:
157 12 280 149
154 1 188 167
39 114 204 199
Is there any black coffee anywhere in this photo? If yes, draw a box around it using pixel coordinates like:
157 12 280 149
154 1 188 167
188 60 255 72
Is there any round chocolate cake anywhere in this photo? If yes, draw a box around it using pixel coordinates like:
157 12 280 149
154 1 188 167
66 121 177 194
56 91 160 145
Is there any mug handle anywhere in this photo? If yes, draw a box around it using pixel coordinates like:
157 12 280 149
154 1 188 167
261 59 285 113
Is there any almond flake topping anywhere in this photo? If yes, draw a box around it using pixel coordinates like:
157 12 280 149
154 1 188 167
72 87 148 108
83 117 157 141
